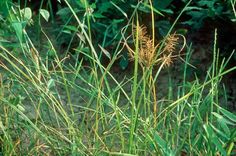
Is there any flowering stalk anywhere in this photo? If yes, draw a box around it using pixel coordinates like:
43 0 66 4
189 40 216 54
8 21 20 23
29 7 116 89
124 24 186 126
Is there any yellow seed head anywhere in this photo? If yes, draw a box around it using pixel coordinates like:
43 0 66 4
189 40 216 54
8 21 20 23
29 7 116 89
125 24 185 68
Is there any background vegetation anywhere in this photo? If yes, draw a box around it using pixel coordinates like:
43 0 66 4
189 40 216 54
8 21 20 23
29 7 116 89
0 0 236 155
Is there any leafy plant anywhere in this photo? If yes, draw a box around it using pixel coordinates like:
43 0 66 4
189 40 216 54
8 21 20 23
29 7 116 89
182 0 236 29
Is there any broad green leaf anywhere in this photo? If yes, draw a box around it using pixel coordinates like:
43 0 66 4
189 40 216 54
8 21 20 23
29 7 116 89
97 2 112 14
155 20 171 37
197 1 215 7
154 0 174 9
210 124 230 140
64 25 78 32
204 124 227 156
0 0 10 17
12 22 23 42
40 9 50 22
92 13 106 18
112 19 124 24
211 137 227 156
20 7 32 21
56 7 70 16
220 108 236 122
186 11 205 19
212 112 235 126
153 131 175 156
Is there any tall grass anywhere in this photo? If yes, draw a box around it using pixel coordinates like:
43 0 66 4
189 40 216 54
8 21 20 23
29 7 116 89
0 0 236 155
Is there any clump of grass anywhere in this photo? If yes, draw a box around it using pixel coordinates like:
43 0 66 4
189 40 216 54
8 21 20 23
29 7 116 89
123 23 186 127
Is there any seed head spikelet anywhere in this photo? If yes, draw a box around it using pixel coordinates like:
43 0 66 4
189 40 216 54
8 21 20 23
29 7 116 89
124 24 186 68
